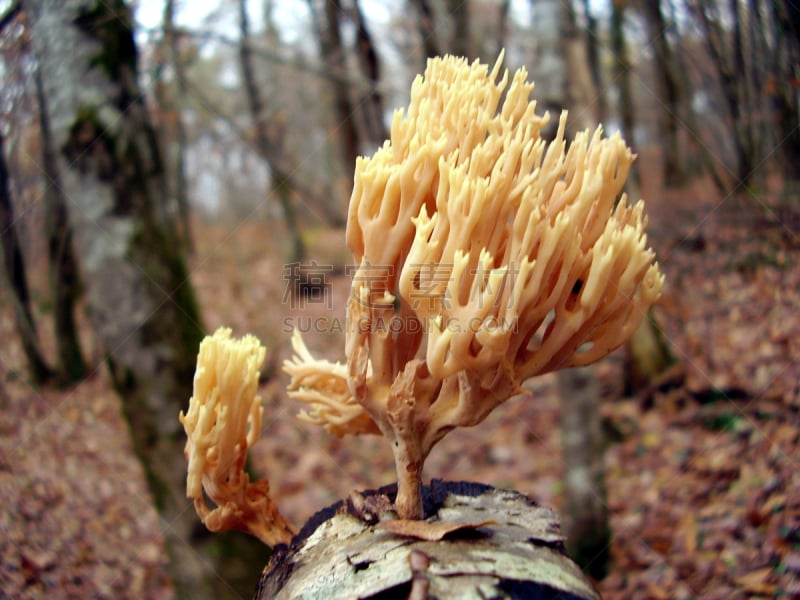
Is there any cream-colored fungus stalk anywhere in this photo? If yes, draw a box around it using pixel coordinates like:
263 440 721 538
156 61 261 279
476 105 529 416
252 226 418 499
180 327 295 546
285 53 664 519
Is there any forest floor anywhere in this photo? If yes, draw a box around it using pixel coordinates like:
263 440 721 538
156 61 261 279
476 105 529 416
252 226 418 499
0 170 799 599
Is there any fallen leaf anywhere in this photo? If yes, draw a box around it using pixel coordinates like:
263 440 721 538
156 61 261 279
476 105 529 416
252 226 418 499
680 513 698 555
734 567 776 595
644 582 669 600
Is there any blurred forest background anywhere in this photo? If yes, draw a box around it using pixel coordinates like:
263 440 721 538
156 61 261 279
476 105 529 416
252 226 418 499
0 0 798 598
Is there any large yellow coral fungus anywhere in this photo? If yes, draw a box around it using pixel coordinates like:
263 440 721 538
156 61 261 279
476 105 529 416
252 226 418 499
180 327 295 546
285 54 663 519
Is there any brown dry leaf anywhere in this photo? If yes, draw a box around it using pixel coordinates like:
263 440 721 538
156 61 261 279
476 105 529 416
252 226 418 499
734 567 776 595
644 582 670 600
679 513 698 555
763 493 787 514
379 519 496 541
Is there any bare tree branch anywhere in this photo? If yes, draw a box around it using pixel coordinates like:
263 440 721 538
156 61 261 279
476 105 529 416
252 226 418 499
180 70 344 227
137 22 400 98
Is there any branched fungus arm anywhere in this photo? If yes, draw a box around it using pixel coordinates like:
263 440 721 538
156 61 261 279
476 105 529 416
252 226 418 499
180 327 295 546
283 330 380 436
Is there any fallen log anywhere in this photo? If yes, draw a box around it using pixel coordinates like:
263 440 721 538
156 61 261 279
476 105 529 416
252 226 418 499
256 480 601 599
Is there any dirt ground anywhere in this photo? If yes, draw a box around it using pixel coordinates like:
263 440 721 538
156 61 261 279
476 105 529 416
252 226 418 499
0 167 798 598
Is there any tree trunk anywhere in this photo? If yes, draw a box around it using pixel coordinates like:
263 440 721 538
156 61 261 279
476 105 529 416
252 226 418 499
624 308 676 396
639 0 687 187
149 41 179 243
315 0 361 178
528 1 612 579
238 0 305 263
692 0 761 196
529 0 567 124
352 0 389 146
611 0 640 191
559 5 610 579
33 66 87 385
609 3 675 403
447 0 471 58
748 0 772 175
728 0 760 192
496 0 510 58
255 481 601 600
408 0 442 62
668 0 728 192
163 0 193 253
0 131 53 385
562 0 595 134
557 368 610 580
22 1 267 597
581 0 609 127
771 0 800 191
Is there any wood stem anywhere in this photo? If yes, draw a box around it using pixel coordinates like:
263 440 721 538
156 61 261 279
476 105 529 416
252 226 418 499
392 437 424 520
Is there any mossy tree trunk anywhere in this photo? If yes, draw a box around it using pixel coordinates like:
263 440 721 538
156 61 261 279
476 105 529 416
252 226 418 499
23 1 268 597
